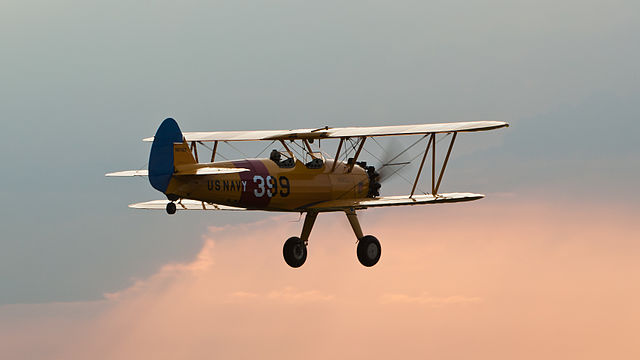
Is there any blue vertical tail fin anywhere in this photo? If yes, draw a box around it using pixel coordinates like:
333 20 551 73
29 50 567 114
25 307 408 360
148 118 185 193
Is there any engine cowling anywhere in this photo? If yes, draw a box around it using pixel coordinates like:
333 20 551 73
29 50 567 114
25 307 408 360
356 161 381 197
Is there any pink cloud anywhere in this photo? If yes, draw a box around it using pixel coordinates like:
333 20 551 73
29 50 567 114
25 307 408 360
1 198 639 359
379 292 482 306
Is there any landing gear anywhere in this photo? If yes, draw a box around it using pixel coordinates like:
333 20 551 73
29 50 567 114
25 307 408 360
283 210 382 267
166 202 176 215
346 209 382 267
283 212 317 268
283 237 307 268
357 235 381 267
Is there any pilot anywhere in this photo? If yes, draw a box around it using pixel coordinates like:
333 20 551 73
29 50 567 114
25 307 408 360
270 149 282 164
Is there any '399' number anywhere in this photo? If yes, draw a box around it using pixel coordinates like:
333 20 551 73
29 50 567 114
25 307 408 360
253 175 290 198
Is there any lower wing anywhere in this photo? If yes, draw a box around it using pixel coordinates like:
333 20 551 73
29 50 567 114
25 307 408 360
127 193 482 212
129 199 246 211
304 193 484 212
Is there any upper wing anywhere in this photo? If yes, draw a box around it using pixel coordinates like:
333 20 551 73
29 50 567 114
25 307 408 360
304 193 484 212
320 121 507 138
129 199 247 211
143 121 508 142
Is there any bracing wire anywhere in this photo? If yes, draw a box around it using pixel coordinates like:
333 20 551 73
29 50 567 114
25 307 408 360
223 141 248 158
367 133 454 195
254 140 276 158
198 142 229 161
362 146 427 194
288 140 306 160
341 137 360 162
378 135 427 169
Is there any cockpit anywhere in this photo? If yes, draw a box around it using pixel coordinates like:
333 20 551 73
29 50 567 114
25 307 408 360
270 149 295 168
269 149 325 169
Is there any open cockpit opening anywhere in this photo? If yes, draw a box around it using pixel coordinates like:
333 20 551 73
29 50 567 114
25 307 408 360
270 149 295 168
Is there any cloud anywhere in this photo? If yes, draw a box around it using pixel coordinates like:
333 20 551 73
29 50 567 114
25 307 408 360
379 293 482 306
225 288 335 304
1 199 640 360
267 287 335 303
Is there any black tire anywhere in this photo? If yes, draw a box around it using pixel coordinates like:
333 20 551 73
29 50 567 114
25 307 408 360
166 202 176 215
357 235 381 267
283 236 307 268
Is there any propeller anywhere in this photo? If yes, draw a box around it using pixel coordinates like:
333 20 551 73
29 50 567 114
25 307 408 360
357 139 414 197
375 138 413 184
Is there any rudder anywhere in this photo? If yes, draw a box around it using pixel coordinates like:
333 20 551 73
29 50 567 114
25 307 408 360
148 118 195 193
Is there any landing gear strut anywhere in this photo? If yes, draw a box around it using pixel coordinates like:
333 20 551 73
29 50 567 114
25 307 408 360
283 210 381 268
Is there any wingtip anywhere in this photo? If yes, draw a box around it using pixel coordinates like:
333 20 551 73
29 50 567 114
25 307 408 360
128 202 153 209
105 170 149 177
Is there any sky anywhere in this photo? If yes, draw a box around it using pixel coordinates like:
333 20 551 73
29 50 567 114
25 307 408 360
1 0 639 358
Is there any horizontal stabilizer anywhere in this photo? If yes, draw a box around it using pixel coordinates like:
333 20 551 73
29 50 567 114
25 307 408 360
306 193 484 211
106 170 149 177
106 167 248 177
174 167 249 176
129 199 246 211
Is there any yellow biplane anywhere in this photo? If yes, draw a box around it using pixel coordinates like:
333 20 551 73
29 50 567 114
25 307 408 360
107 118 508 267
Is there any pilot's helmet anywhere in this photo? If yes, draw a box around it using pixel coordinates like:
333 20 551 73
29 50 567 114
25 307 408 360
270 149 282 162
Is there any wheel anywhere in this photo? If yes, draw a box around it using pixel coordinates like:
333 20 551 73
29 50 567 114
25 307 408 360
357 235 381 267
283 236 307 268
166 202 176 215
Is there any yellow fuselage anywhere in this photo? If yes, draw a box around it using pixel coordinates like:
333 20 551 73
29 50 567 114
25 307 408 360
165 159 370 211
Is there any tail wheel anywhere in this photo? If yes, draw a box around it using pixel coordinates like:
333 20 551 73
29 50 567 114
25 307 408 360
357 235 381 267
283 236 307 268
166 202 176 215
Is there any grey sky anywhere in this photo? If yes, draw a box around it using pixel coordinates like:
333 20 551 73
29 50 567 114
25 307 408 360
1 0 638 304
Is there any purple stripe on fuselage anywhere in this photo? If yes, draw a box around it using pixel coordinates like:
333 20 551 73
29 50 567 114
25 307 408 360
232 159 271 209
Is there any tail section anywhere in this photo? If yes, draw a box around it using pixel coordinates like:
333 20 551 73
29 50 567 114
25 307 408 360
172 140 197 167
148 118 195 193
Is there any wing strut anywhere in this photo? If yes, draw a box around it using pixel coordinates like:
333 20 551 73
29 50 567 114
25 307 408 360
279 140 294 159
432 132 436 194
210 140 218 162
302 139 318 159
347 137 366 173
410 132 458 197
331 138 344 172
190 141 199 162
434 132 457 194
410 134 434 197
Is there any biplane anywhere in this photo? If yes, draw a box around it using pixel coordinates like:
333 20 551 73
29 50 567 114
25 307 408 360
107 118 508 268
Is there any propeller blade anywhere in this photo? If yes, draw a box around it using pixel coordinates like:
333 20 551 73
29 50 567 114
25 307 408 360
376 139 413 183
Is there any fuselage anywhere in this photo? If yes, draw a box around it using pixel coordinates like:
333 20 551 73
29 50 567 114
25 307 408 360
165 158 370 211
